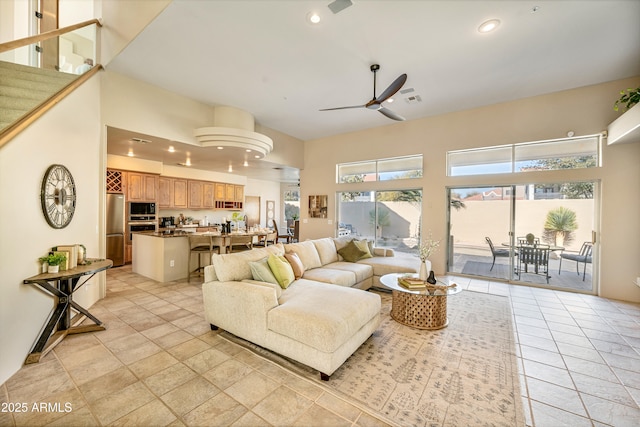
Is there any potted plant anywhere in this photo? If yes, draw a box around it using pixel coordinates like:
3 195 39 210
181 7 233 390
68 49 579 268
543 206 577 247
418 231 440 281
39 253 67 273
614 87 640 112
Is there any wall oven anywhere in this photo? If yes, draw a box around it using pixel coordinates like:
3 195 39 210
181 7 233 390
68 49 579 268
128 222 156 242
128 202 157 242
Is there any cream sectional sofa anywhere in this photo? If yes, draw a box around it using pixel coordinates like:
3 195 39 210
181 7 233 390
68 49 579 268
201 237 419 379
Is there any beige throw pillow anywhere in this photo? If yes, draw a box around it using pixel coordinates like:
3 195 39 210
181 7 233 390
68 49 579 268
284 252 305 279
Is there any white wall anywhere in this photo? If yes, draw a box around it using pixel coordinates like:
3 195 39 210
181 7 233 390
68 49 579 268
0 77 103 385
301 76 640 303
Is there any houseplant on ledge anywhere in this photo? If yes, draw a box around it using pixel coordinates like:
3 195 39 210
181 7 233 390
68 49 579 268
613 87 640 112
419 231 440 281
39 253 67 273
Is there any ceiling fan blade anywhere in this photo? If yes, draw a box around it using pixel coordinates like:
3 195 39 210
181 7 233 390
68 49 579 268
319 104 366 111
375 73 407 103
378 106 405 121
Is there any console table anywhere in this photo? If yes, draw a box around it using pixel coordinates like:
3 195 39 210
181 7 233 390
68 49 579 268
23 259 112 364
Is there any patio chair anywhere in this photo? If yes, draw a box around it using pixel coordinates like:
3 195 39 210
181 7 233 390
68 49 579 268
517 243 551 283
559 242 593 281
485 237 513 271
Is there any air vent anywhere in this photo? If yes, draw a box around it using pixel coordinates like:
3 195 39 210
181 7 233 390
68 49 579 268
404 95 422 104
131 138 151 144
399 88 415 94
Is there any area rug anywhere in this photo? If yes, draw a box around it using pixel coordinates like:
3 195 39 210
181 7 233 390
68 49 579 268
220 290 525 427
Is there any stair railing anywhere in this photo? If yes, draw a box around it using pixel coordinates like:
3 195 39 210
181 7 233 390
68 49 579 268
0 19 102 149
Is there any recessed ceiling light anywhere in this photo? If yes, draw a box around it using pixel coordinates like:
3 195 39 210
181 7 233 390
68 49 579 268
243 161 248 167
254 155 260 159
228 165 233 172
478 19 500 33
246 149 251 152
168 146 175 153
307 12 321 24
217 146 224 150
127 149 134 157
387 98 394 103
185 158 191 166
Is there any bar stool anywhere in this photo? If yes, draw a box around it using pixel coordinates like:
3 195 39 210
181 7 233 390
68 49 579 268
188 235 214 283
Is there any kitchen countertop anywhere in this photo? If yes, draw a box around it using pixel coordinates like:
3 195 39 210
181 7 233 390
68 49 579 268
134 230 272 238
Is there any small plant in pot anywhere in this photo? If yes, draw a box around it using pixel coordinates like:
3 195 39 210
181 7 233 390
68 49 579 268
39 253 67 273
614 87 640 112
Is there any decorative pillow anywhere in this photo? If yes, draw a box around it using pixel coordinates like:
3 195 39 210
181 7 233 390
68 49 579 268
248 257 279 285
267 254 296 289
312 238 339 265
354 239 373 259
284 252 305 279
284 241 322 270
337 240 368 262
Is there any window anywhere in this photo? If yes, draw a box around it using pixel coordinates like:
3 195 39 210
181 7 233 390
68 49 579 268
447 135 600 177
337 155 423 183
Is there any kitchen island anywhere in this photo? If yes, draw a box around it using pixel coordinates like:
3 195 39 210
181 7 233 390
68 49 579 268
132 230 269 282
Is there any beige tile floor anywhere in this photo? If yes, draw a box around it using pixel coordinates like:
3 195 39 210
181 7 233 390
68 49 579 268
1 266 639 426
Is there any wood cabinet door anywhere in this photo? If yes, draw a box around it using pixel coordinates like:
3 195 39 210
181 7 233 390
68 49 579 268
143 175 157 201
225 184 235 201
203 182 215 208
188 180 203 208
158 177 172 208
173 179 188 208
214 183 226 201
234 185 244 202
127 173 143 201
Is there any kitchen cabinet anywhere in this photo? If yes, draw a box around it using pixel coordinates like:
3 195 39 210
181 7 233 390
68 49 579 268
173 179 187 208
215 183 226 201
234 185 244 202
203 182 215 208
158 177 172 208
158 177 187 208
127 172 157 202
158 177 243 210
188 180 203 208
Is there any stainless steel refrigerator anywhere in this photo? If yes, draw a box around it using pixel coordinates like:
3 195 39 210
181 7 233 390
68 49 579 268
106 193 125 266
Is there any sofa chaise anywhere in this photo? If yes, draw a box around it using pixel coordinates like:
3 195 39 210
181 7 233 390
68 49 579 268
202 237 419 379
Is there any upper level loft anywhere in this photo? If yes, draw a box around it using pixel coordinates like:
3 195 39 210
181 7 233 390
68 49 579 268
0 19 102 148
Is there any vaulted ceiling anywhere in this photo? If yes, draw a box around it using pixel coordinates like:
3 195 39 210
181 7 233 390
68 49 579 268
106 0 640 180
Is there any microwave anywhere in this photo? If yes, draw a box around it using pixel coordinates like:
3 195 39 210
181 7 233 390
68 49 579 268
129 202 156 216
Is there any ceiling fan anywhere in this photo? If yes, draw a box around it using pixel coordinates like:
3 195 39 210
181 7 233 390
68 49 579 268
320 64 407 121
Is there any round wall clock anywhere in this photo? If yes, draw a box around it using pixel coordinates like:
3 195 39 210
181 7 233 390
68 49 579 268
40 164 77 229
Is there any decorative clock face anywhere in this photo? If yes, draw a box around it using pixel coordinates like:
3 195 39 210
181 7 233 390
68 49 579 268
40 164 76 229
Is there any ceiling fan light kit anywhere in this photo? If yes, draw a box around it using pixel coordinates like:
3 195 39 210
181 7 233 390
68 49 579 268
320 64 407 121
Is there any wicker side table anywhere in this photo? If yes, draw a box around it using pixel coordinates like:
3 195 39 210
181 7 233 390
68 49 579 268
380 273 461 330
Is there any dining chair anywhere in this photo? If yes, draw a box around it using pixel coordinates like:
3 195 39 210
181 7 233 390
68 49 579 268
271 219 291 243
485 237 512 271
517 243 550 283
559 242 593 281
517 236 540 246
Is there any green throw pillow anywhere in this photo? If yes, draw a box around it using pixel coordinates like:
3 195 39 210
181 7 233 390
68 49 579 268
337 240 368 262
248 257 279 285
267 254 295 289
354 239 373 259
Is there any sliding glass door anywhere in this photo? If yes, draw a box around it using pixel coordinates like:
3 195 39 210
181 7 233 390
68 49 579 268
338 189 422 255
448 186 514 281
448 181 597 293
